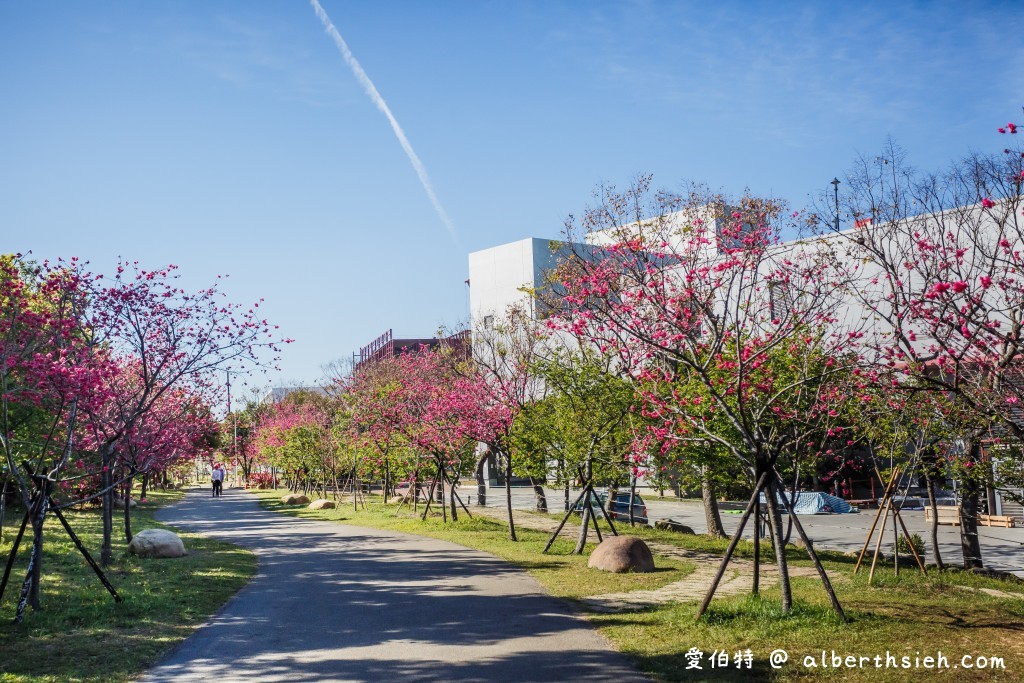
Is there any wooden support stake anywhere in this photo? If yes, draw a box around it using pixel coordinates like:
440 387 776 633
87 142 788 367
696 472 769 621
51 506 121 603
854 467 900 574
773 472 846 622
752 506 761 596
893 509 927 575
588 487 604 544
450 487 473 519
591 488 619 537
0 509 30 604
868 493 895 584
420 470 440 521
543 487 590 553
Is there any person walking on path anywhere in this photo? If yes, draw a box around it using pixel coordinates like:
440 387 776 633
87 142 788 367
211 463 225 497
143 488 648 682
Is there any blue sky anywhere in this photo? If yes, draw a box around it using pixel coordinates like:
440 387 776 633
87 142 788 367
2 1 1021 389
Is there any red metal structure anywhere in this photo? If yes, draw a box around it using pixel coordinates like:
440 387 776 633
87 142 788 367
353 329 469 371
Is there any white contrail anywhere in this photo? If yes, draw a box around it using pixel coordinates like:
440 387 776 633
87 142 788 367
310 0 461 250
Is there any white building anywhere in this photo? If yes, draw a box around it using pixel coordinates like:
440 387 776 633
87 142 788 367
465 202 1024 520
467 237 571 325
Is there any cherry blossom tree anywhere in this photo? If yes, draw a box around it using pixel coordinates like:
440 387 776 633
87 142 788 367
551 179 860 616
519 344 639 553
844 379 965 569
387 349 479 521
463 304 548 540
342 347 479 519
0 255 115 616
109 382 217 542
1 255 286 619
345 357 416 501
77 262 287 566
825 123 1024 568
252 395 332 496
225 389 274 487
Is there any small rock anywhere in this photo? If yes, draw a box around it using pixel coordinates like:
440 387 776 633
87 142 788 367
389 492 420 504
281 493 310 505
968 567 1024 582
588 536 655 573
128 529 186 559
111 497 138 510
309 499 336 510
654 519 694 534
792 536 813 550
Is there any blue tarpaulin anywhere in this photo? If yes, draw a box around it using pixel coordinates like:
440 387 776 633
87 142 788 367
759 491 852 514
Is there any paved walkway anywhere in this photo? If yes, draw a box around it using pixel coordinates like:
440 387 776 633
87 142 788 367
142 488 648 683
474 486 1024 578
470 506 821 613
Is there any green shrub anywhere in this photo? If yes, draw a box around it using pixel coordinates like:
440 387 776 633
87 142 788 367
897 532 925 555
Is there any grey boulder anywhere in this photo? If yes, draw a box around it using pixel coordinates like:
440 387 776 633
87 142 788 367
128 529 187 559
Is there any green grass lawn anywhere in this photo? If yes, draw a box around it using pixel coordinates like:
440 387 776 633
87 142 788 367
0 487 256 683
256 490 695 599
254 489 1024 682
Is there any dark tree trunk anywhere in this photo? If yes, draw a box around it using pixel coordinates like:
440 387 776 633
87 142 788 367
27 507 44 610
764 478 793 612
959 483 984 569
574 491 591 554
701 468 726 538
958 440 985 569
504 452 517 541
475 453 487 507
123 477 134 544
100 449 114 567
573 460 593 554
140 473 149 502
985 459 998 517
448 466 459 521
530 477 547 513
924 469 944 570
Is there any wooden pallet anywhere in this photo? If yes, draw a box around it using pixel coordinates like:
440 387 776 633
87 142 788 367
923 507 1016 528
924 505 961 525
979 514 1016 528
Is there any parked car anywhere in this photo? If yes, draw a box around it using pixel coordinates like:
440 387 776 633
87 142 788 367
572 489 649 524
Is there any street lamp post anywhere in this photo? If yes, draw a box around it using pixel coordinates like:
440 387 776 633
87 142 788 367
226 370 238 479
831 177 841 231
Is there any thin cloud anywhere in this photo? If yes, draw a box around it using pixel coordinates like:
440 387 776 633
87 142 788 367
310 0 461 250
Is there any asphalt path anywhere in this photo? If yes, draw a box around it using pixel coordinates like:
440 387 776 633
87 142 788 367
472 486 1024 577
641 497 1024 578
142 488 647 683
